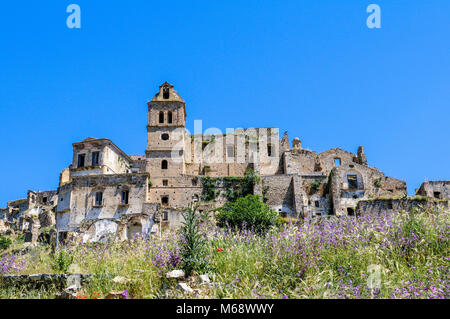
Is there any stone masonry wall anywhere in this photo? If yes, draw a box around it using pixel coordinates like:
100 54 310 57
356 198 450 215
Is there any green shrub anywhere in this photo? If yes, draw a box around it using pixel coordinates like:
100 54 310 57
217 194 280 233
374 179 382 188
51 249 73 273
0 236 12 251
180 205 209 276
311 180 321 192
201 176 219 201
262 186 270 203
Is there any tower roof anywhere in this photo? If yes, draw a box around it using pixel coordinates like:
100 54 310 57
150 82 185 103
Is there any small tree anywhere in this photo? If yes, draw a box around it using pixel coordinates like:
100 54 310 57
180 205 209 276
217 194 280 233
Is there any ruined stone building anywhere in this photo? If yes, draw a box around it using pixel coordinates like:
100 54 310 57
416 181 450 200
0 190 57 242
1 82 447 243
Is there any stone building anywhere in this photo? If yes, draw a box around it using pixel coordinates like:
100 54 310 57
416 181 450 200
0 190 58 242
2 82 416 242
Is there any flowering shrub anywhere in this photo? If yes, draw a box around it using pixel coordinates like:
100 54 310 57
180 205 209 276
2 207 448 299
209 208 449 299
51 248 73 273
149 238 182 271
1 254 26 275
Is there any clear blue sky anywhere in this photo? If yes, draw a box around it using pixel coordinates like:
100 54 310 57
0 1 449 206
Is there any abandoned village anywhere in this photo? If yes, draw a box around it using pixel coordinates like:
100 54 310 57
1 82 449 245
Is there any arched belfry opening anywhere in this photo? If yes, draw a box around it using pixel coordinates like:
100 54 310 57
159 111 164 124
168 111 173 124
163 85 170 99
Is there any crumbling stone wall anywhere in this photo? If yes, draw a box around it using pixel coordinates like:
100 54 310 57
416 181 450 199
261 175 296 216
1 190 58 242
300 174 330 217
62 203 159 244
55 173 149 237
284 150 317 174
183 128 282 177
318 148 359 173
0 274 91 291
356 198 449 215
330 162 407 216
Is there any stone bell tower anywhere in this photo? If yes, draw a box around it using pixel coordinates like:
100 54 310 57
145 82 187 178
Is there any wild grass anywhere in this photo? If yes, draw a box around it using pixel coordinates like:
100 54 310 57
1 207 448 299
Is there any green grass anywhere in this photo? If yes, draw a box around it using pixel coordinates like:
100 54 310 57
1 207 448 299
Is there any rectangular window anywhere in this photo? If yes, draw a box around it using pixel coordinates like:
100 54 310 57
347 175 358 189
121 190 129 205
434 192 441 199
227 146 234 158
267 144 274 157
92 151 100 166
315 201 320 208
162 180 168 186
95 192 103 206
78 154 86 168
334 158 341 166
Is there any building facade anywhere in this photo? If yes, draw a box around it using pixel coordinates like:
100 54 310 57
3 82 425 243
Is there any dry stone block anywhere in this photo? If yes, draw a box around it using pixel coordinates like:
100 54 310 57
166 269 185 279
176 282 194 294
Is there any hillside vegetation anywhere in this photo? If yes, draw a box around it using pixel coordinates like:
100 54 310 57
0 205 448 299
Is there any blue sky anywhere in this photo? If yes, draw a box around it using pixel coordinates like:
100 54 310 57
0 1 449 206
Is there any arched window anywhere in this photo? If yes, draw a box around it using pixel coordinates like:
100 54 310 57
159 111 164 124
168 111 173 124
347 174 358 189
161 196 169 205
161 160 168 170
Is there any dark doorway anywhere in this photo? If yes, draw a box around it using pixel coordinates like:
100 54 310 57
347 207 355 216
